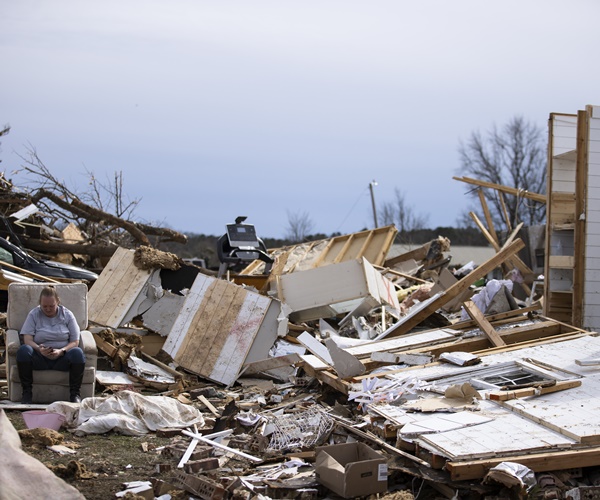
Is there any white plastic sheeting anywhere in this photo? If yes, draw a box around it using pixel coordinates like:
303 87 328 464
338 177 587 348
48 390 205 436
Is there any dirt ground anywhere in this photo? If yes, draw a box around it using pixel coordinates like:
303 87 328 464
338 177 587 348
5 409 427 500
6 410 175 499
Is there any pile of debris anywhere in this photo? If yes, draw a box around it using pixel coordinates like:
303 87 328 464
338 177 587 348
3 216 590 499
4 173 600 498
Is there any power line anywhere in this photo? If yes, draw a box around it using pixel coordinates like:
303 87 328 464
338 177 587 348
334 186 369 233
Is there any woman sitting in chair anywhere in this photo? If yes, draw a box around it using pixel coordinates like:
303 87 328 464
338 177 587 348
16 285 86 404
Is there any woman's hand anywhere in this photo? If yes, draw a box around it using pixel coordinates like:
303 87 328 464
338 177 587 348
40 345 61 360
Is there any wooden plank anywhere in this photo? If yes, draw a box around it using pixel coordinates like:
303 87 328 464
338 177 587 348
488 380 582 401
477 189 499 245
453 176 546 204
209 293 271 385
549 255 575 268
498 192 512 232
379 239 525 339
0 261 60 283
176 279 242 375
384 242 429 268
574 108 589 328
446 447 600 481
91 332 117 357
301 363 349 394
462 300 506 347
198 395 220 416
470 212 533 283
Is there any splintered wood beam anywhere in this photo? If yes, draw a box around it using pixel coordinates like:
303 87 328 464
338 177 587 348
500 222 524 251
470 212 500 251
469 212 533 294
498 192 512 232
383 239 525 338
453 176 546 204
446 447 600 481
91 332 118 357
477 189 499 245
462 300 506 347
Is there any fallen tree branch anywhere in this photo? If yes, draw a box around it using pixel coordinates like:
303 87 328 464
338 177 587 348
32 188 151 246
22 238 119 258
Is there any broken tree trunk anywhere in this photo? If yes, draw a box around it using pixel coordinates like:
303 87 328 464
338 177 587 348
32 188 188 245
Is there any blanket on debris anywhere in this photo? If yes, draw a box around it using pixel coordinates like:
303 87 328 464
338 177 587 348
0 409 85 499
47 390 205 436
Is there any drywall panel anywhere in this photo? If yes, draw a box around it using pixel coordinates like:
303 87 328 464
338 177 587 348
276 257 399 322
344 328 456 357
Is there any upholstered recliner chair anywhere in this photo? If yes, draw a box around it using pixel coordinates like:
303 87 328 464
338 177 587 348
6 282 97 403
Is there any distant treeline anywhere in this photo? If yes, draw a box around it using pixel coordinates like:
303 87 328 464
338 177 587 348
155 226 487 270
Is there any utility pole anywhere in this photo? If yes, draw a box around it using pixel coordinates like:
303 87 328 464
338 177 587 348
369 180 378 228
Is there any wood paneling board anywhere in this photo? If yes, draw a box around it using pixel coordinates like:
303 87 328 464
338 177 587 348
241 226 396 275
164 274 275 385
176 280 244 373
550 114 577 156
209 293 271 385
584 111 600 332
88 247 153 327
162 272 215 356
88 247 130 317
417 399 575 460
498 378 600 444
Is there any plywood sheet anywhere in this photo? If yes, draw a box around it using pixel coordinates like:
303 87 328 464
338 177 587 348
88 247 152 328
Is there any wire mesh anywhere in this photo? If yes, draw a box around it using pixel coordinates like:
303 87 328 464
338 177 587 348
265 405 334 452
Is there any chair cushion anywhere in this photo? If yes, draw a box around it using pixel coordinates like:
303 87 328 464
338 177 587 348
7 282 88 331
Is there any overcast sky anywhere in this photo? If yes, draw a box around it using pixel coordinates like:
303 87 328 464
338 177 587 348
1 1 599 239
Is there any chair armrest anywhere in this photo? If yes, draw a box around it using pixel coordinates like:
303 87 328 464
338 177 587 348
6 329 21 356
80 330 98 356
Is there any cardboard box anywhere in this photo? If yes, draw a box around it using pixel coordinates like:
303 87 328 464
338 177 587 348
315 442 388 498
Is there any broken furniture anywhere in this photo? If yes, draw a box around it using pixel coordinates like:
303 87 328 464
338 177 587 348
216 216 274 278
5 282 97 403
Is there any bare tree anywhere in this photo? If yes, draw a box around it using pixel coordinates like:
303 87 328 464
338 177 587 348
285 210 314 242
379 188 429 238
458 116 546 228
12 146 187 248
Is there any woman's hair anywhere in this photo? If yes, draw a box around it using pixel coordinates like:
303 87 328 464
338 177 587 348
39 285 61 305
